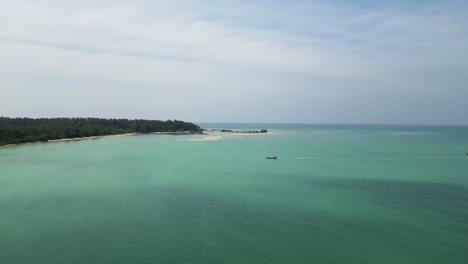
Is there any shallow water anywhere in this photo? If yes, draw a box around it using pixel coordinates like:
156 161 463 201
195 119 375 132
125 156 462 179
1 124 468 263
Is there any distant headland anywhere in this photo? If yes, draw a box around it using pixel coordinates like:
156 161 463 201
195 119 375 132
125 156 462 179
0 117 202 147
206 129 268 134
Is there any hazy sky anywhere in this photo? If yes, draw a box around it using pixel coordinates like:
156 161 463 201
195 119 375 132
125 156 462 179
1 0 467 124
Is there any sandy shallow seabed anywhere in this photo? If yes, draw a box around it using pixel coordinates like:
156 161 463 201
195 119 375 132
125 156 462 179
181 132 276 141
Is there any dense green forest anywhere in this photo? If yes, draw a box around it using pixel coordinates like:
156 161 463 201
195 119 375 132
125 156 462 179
0 117 202 146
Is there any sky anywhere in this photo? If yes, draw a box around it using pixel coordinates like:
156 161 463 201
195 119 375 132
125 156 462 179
1 0 467 124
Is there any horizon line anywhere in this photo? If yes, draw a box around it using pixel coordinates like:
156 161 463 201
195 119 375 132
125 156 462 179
195 122 468 127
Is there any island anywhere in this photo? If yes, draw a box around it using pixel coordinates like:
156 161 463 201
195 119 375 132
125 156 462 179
0 117 202 146
217 129 268 133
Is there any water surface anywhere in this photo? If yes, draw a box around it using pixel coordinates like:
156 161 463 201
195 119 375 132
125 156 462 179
1 124 468 263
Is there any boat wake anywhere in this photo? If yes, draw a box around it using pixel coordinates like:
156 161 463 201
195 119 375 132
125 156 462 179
294 155 463 160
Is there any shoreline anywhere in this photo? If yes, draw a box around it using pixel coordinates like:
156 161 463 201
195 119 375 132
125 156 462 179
47 133 138 143
0 131 202 149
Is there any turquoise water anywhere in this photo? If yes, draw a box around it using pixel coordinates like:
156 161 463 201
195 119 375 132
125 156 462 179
1 124 468 264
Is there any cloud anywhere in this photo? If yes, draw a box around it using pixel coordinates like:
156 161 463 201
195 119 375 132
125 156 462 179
0 0 467 123
0 1 381 79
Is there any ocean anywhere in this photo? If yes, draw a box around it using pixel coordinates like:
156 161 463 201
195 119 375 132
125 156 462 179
1 124 468 263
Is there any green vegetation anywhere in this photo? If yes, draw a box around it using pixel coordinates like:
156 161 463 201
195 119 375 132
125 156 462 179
0 117 202 146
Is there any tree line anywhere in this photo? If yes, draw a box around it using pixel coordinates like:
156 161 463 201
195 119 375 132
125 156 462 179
0 117 202 146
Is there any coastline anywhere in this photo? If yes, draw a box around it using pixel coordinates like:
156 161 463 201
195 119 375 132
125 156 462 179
0 130 273 147
47 133 137 143
0 131 202 149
